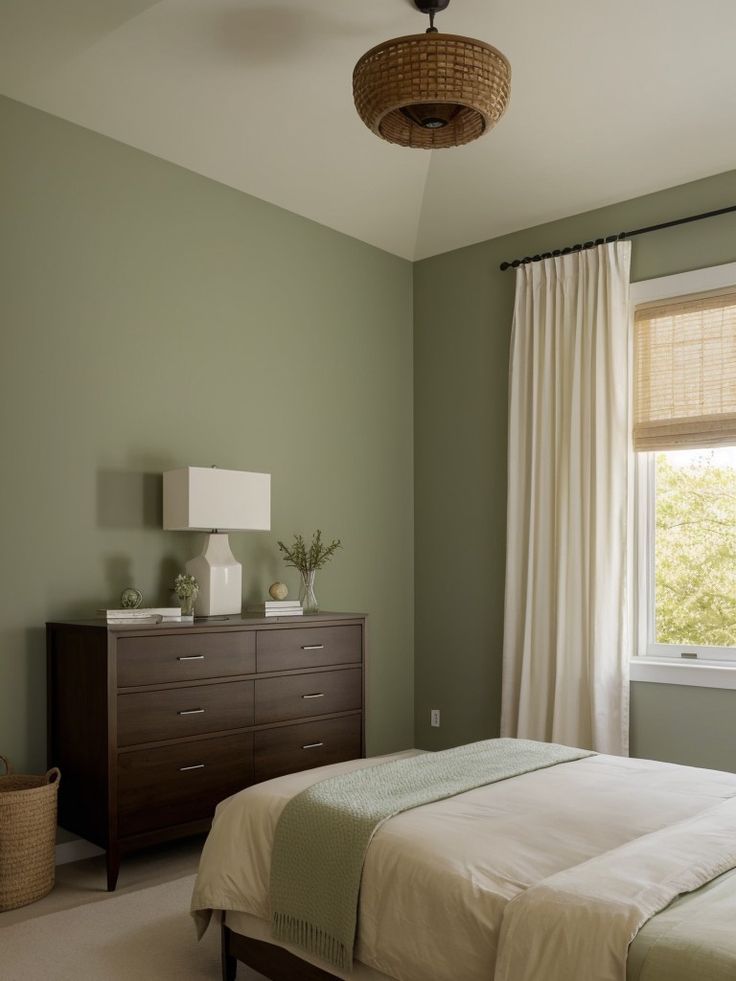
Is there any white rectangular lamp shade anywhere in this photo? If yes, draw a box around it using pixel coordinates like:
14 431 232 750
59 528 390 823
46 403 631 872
163 467 270 532
163 468 271 616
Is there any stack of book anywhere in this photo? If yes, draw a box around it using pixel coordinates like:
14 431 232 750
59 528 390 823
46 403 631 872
102 608 187 625
249 600 303 618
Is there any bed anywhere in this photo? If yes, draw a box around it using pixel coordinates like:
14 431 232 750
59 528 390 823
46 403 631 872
191 743 736 981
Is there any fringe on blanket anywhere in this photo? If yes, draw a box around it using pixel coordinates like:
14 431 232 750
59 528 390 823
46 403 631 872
272 911 351 971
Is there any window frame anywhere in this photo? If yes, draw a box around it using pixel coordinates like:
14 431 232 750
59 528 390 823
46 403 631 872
630 261 736 688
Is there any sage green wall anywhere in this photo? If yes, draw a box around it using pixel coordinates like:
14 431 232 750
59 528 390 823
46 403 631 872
3 95 735 783
0 95 414 774
414 169 736 765
630 683 736 772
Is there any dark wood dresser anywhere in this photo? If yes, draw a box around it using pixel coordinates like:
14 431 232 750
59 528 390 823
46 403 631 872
46 612 366 890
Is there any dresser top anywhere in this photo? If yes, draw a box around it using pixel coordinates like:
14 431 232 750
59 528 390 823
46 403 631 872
47 611 366 632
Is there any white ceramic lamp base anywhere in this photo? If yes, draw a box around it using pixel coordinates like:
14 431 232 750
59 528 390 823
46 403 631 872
186 533 242 616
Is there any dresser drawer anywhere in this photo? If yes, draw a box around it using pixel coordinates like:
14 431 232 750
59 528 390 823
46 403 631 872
256 625 361 673
118 733 253 836
117 681 254 747
117 631 255 687
254 715 361 781
254 668 361 725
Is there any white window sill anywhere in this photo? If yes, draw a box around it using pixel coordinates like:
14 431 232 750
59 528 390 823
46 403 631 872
630 657 736 690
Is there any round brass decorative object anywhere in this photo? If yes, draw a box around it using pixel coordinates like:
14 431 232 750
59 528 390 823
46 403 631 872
353 32 511 149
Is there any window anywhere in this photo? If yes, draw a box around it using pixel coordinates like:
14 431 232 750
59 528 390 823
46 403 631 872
631 262 736 681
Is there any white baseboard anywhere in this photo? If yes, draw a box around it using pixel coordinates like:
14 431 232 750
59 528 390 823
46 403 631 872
55 838 105 866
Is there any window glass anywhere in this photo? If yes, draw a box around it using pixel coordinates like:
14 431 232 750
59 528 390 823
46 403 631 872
655 447 736 647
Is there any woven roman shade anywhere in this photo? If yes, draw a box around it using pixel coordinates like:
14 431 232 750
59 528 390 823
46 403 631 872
634 289 736 450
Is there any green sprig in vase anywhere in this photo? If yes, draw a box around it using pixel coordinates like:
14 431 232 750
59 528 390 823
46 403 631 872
277 530 342 615
174 573 199 618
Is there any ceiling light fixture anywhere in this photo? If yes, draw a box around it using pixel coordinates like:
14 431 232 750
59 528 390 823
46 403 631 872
353 0 511 150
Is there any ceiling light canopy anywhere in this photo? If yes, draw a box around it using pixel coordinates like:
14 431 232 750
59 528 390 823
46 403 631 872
353 0 511 150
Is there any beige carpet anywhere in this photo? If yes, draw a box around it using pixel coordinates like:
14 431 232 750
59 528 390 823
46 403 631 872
0 874 224 981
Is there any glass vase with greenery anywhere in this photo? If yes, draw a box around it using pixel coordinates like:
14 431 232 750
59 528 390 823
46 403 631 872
277 530 341 614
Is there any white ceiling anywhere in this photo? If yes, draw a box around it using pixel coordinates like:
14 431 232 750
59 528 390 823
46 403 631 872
1 0 735 260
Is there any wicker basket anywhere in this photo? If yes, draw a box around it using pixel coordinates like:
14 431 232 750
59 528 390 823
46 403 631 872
0 755 61 911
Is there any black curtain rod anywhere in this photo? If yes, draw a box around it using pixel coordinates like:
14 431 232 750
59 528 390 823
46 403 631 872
498 204 736 272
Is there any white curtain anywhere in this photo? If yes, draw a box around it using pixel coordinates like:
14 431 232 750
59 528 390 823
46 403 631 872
501 242 632 755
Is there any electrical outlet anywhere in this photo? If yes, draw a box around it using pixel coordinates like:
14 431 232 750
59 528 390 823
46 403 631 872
430 709 440 727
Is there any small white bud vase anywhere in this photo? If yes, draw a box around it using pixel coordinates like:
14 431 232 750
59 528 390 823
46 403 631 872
299 570 318 614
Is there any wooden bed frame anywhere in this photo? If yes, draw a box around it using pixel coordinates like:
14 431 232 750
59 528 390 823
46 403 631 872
221 922 341 981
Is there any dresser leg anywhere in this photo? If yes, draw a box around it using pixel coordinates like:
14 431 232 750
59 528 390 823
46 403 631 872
221 923 237 980
106 847 120 891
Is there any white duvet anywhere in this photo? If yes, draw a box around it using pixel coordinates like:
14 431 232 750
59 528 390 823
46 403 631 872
191 750 736 981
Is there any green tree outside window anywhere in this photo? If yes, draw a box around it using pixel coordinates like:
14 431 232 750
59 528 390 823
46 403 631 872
655 450 736 647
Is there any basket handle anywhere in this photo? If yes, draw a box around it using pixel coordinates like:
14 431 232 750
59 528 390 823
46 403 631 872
0 754 11 776
46 767 61 786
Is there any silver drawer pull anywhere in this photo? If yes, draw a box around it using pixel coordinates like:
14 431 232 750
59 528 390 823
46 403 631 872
302 692 325 699
178 708 205 716
177 654 205 661
301 644 324 651
179 763 205 771
302 742 324 750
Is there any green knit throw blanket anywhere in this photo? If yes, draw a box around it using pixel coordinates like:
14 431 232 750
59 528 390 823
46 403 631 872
270 737 593 971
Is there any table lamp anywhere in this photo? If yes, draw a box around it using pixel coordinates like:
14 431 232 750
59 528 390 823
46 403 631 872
163 466 271 616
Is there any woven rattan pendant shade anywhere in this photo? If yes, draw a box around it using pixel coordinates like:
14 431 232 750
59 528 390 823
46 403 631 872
353 32 511 149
